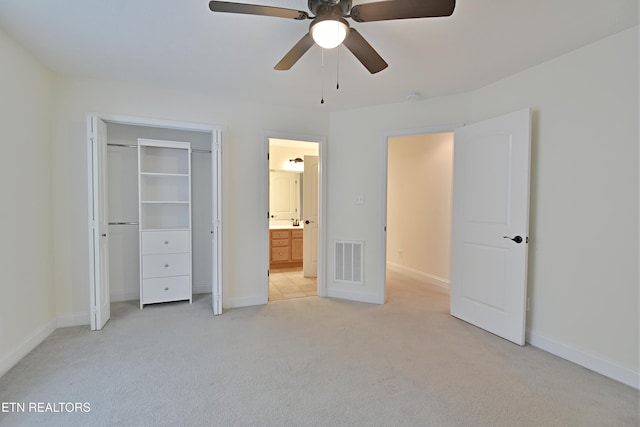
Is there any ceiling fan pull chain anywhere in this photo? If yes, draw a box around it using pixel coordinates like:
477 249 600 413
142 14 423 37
320 48 325 104
336 47 340 90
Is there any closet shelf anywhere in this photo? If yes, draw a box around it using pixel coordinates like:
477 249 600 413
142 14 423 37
139 172 189 177
140 200 189 204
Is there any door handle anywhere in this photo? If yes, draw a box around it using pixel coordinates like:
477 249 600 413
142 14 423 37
503 235 523 244
305 220 315 225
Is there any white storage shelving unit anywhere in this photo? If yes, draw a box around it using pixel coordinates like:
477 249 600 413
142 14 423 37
138 139 192 308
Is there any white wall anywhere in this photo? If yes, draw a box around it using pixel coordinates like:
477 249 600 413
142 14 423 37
0 28 55 376
470 27 639 382
326 27 638 386
50 76 330 315
327 95 471 303
387 133 453 287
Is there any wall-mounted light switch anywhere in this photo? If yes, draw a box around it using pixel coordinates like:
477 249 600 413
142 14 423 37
354 195 365 205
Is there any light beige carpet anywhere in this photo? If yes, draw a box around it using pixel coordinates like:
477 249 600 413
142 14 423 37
0 271 638 426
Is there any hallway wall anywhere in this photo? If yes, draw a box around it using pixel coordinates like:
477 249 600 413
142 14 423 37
387 132 453 288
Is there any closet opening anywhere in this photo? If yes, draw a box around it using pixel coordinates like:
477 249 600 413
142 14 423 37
87 114 222 330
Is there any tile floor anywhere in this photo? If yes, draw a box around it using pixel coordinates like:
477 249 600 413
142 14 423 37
269 266 317 301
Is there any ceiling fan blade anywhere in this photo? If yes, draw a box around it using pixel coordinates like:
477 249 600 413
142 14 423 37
274 33 315 70
209 1 309 20
350 0 455 23
342 28 388 74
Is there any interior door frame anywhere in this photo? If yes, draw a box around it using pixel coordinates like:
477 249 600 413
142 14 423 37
86 112 225 329
380 124 461 302
262 131 327 301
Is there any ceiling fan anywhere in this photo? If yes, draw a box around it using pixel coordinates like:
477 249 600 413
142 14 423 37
208 0 456 74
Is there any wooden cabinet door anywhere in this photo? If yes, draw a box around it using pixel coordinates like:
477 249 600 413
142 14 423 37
291 236 303 261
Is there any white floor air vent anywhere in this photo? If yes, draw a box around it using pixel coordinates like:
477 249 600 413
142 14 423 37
335 240 363 284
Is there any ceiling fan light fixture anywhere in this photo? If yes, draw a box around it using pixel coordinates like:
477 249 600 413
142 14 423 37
310 16 349 49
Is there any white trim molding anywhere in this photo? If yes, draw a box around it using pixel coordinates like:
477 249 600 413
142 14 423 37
224 295 266 309
326 287 382 304
0 319 56 378
57 312 90 328
386 262 450 289
527 329 639 390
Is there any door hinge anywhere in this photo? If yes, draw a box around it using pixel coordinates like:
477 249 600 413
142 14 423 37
267 270 270 277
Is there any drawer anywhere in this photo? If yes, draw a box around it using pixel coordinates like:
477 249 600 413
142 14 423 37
142 230 190 254
271 230 289 239
271 246 290 262
142 253 190 278
272 239 289 247
142 276 190 304
291 229 303 239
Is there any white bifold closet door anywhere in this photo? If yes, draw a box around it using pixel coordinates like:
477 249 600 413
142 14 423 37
88 117 111 331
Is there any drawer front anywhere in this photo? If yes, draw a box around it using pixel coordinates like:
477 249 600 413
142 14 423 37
143 253 190 278
272 239 289 247
291 229 303 239
271 247 290 262
142 276 190 304
271 230 289 239
142 230 190 254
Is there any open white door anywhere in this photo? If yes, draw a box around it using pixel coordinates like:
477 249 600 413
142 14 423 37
450 109 531 345
212 129 223 315
303 155 319 277
88 116 111 330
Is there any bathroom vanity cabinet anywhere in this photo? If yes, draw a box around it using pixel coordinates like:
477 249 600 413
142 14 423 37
270 228 303 268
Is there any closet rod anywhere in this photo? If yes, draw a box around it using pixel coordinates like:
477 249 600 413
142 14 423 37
192 149 212 154
107 143 137 148
108 222 139 225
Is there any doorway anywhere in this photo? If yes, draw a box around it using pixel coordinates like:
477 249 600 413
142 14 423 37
87 114 223 330
385 132 454 298
266 136 324 301
382 110 532 345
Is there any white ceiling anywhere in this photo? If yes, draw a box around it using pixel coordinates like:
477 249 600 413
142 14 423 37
0 0 637 111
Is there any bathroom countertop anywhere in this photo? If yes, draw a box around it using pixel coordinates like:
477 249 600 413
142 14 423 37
269 224 304 230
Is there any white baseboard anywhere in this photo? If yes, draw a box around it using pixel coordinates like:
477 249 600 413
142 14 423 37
224 294 266 308
326 287 383 304
57 312 90 328
0 318 57 379
527 329 639 390
192 284 211 295
111 289 139 302
387 262 450 289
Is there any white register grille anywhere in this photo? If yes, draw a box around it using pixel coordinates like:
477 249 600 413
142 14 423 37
335 240 363 284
